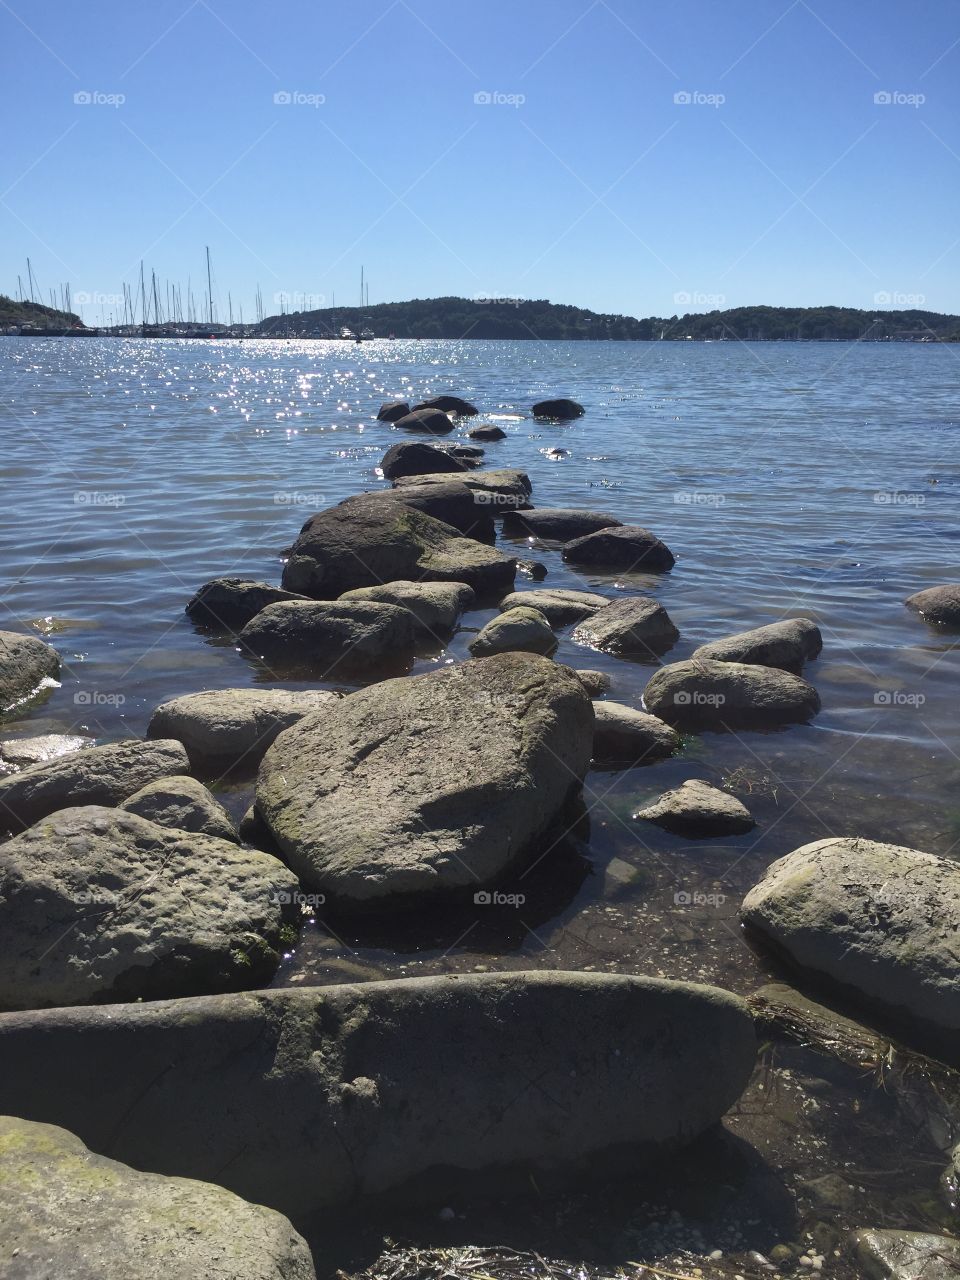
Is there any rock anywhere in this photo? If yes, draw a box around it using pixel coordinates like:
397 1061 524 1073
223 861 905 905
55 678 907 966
0 630 60 714
691 618 822 674
498 588 609 626
377 400 411 422
394 407 454 434
741 837 960 1045
468 424 507 441
503 509 623 541
394 468 533 511
256 653 592 902
518 558 548 580
0 1115 317 1280
469 607 557 658
414 394 479 416
563 526 676 572
380 439 476 479
148 688 340 775
643 659 820 730
281 500 516 599
0 805 297 1008
436 442 484 464
532 398 585 418
0 738 190 834
854 1230 960 1280
592 702 679 766
575 669 611 697
120 775 238 842
239 600 418 676
0 971 756 1216
340 580 474 643
184 578 307 630
905 584 960 627
0 734 93 771
748 982 888 1066
572 596 679 658
633 779 754 836
356 481 494 541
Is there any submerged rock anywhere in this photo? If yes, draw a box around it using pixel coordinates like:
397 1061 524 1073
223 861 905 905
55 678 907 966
905 584 960 627
498 588 609 626
340 580 474 642
148 688 340 775
643 659 820 730
532 397 584 418
633 779 754 836
0 734 93 771
393 407 453 434
0 630 60 715
741 837 960 1046
185 578 307 630
562 525 676 572
502 508 622 541
0 971 756 1216
120 774 238 842
0 805 297 1008
239 599 418 675
691 618 822 673
469 606 557 658
572 596 679 658
380 439 477 479
0 1115 317 1280
592 702 679 766
376 400 411 422
414 394 479 416
0 738 189 833
468 424 507 441
256 653 592 902
854 1229 960 1280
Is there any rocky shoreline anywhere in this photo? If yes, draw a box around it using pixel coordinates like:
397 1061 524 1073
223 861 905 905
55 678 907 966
1 391 959 1279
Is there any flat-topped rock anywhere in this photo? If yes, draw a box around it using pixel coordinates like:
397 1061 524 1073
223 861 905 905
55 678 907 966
532 397 584 418
633 779 754 836
340 580 474 642
148 688 340 775
185 578 307 630
469 606 557 658
691 617 822 673
572 596 679 658
0 738 189 834
393 407 453 434
351 481 494 540
239 599 418 676
0 630 60 715
394 468 532 510
120 774 238 842
0 972 756 1216
0 733 93 771
592 702 679 766
0 805 296 1008
380 439 477 479
854 1229 960 1280
256 653 592 903
0 1115 317 1280
643 659 820 730
414 394 479 416
905 584 960 627
499 587 609 626
503 508 622 541
563 525 676 572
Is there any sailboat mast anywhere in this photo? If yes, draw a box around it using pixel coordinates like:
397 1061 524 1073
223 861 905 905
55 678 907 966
206 247 213 326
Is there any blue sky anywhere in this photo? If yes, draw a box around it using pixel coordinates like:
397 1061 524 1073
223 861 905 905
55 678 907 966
3 0 958 323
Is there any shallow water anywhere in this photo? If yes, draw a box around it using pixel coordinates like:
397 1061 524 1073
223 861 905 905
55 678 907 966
3 335 959 1269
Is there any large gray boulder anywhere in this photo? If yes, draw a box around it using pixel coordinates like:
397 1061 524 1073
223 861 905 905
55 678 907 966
532 397 584 418
572 596 679 658
357 480 495 540
239 600 418 675
256 653 593 903
393 407 453 433
0 1115 317 1280
905 584 960 626
339 580 474 642
120 774 238 842
643 659 820 730
281 500 516 599
741 837 960 1044
0 805 297 1009
376 400 410 422
592 702 679 766
633 779 754 836
502 509 622 541
854 1230 960 1279
394 468 532 511
0 971 756 1216
0 630 60 714
468 607 557 658
498 588 609 626
563 525 676 572
148 688 340 775
380 439 474 478
468 424 506 441
414 394 479 415
691 618 822 673
0 738 189 834
184 578 307 630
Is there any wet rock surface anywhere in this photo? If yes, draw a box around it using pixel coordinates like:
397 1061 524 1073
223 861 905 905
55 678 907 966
185 577 308 630
592 701 680 766
239 599 419 676
339 580 474 642
643 659 821 730
691 618 823 673
633 779 755 836
572 596 679 658
502 508 622 541
469 606 558 657
119 773 239 841
0 630 60 715
905 583 960 627
499 587 610 626
562 525 676 572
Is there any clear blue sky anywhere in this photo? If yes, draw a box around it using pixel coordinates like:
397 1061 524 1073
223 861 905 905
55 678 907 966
3 0 958 323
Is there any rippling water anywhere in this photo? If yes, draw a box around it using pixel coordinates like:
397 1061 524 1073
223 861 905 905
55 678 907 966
2 335 959 998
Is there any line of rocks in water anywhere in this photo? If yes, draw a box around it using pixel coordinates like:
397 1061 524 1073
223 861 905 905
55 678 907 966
2 389 960 1277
